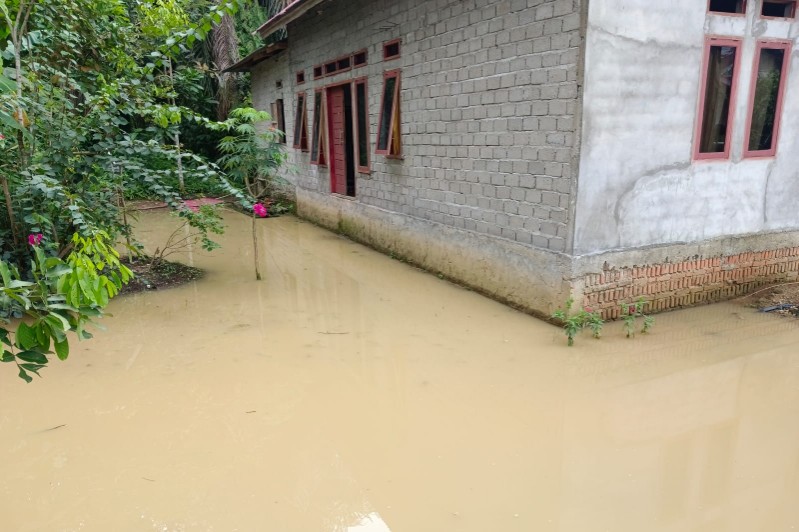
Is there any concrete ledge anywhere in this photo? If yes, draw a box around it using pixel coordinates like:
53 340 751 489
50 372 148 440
296 188 572 319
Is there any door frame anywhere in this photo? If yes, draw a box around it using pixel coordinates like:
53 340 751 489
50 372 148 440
325 79 356 196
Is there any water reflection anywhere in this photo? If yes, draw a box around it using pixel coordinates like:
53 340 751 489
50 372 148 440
0 210 797 531
348 512 391 531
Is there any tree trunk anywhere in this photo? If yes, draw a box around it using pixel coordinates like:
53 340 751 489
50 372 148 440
252 211 261 281
210 7 240 120
167 58 185 193
1 175 19 247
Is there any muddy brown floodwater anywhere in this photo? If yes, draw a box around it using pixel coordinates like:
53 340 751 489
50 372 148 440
2 210 799 532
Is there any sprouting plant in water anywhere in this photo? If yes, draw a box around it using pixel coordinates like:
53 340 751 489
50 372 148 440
584 309 604 339
621 298 655 337
621 304 637 338
642 314 655 334
552 299 604 346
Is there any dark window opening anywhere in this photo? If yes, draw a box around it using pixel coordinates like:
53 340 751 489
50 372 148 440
293 93 308 151
313 65 323 79
376 71 401 156
296 71 305 85
354 80 370 172
747 46 788 154
272 99 286 144
353 50 367 67
324 61 337 75
311 90 326 165
275 80 283 89
383 40 401 60
337 57 351 71
697 43 739 157
342 85 356 196
762 0 796 17
708 0 746 14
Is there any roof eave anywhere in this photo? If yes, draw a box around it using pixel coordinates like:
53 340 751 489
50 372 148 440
223 41 288 73
254 0 327 39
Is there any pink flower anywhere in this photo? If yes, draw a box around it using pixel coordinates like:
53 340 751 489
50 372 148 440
0 133 5 140
585 307 592 313
27 233 43 246
253 203 268 218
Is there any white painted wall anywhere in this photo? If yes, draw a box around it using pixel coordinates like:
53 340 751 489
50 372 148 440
574 0 799 255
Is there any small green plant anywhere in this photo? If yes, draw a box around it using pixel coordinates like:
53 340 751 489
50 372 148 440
642 314 655 334
621 298 655 338
585 310 604 339
552 298 605 346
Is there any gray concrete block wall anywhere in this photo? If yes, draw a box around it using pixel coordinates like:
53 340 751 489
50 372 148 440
252 0 583 253
250 54 301 193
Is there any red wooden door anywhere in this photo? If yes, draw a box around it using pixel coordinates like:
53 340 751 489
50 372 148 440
327 86 348 195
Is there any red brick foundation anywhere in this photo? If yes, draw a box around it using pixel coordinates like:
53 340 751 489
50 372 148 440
581 246 799 319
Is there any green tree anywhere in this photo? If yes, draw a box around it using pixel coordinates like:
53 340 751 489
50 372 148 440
0 0 268 381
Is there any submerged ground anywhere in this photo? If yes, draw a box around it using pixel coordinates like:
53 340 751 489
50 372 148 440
1 210 798 531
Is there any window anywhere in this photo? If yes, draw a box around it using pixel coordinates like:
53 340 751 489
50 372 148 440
296 71 305 85
293 93 308 151
353 78 370 172
275 80 283 89
708 0 746 14
353 50 368 67
324 61 337 75
383 39 401 60
744 41 791 157
694 38 742 160
311 89 327 165
762 0 797 17
376 70 401 156
337 56 351 71
271 99 286 144
313 65 323 79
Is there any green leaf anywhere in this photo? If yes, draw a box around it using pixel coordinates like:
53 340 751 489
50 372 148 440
35 324 49 350
0 261 11 286
15 322 38 350
1 350 14 363
16 351 48 364
54 338 69 361
0 74 16 93
0 329 10 346
18 367 33 383
20 363 46 376
46 265 73 278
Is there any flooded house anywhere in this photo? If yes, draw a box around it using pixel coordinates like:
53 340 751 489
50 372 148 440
235 0 799 318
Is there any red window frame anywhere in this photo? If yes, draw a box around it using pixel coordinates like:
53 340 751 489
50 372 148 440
310 88 328 166
693 37 743 161
313 65 323 80
761 0 797 18
707 0 747 15
352 77 371 173
296 70 305 85
375 69 401 157
743 40 792 158
293 92 308 151
383 39 401 61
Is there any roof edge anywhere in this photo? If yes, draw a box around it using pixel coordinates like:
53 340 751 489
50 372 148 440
254 0 326 39
223 41 288 73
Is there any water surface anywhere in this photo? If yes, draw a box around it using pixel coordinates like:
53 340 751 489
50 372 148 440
1 210 798 531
